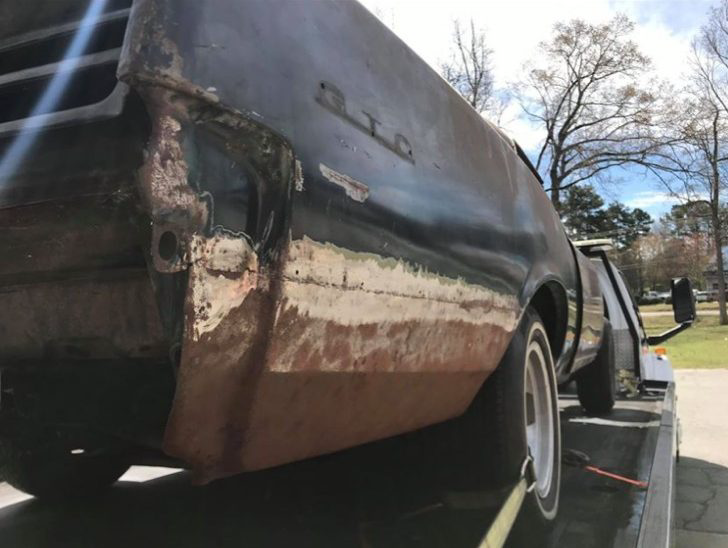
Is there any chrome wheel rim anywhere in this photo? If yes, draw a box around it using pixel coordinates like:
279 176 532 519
524 331 555 498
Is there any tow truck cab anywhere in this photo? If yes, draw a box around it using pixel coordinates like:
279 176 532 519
574 239 695 386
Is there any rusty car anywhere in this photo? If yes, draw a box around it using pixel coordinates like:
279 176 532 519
0 0 618 535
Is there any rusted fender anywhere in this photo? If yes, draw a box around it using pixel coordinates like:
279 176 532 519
134 97 519 482
122 0 532 482
165 230 520 483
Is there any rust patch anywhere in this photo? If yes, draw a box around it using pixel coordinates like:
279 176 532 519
268 298 510 375
187 233 263 341
136 91 211 273
238 369 490 473
139 121 199 218
168 296 509 480
267 301 511 375
163 282 276 479
161 233 519 482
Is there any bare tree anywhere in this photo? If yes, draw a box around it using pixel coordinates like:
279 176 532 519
650 38 728 324
698 1 728 112
516 15 663 209
686 104 728 324
441 20 498 116
696 0 728 324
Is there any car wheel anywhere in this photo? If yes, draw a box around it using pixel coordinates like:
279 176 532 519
0 439 129 501
575 319 616 415
438 306 561 542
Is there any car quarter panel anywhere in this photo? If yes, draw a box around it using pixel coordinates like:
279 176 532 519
119 0 580 480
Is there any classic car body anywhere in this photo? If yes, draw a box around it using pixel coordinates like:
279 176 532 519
0 0 603 482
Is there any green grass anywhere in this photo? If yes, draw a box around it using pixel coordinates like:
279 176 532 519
640 302 719 312
641 312 728 368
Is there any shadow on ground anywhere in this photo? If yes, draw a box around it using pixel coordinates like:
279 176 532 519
0 433 498 548
0 399 666 548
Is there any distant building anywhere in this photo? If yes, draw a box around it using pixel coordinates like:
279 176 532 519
703 247 728 290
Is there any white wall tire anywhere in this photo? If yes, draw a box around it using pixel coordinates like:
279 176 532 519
524 321 559 517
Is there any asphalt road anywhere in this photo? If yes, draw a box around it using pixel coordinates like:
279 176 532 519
674 369 728 548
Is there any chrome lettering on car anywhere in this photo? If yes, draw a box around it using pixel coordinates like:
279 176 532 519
316 81 414 163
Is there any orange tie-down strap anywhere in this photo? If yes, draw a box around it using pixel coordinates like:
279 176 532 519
563 448 648 489
583 464 648 488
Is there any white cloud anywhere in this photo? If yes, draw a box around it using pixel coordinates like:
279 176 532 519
624 191 681 211
361 0 615 86
499 105 544 151
359 0 701 146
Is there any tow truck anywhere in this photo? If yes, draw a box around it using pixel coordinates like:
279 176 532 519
547 240 692 547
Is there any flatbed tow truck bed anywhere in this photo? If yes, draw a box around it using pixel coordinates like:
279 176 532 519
0 385 676 548
554 384 675 547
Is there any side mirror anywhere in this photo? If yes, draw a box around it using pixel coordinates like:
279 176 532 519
648 277 696 345
672 277 695 324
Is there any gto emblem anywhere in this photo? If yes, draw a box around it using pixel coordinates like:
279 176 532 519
316 81 414 164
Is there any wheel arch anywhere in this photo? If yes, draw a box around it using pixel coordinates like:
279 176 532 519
527 280 569 362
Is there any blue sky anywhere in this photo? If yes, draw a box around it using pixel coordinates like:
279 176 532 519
359 0 717 220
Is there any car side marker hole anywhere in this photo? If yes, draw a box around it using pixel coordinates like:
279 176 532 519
158 230 179 261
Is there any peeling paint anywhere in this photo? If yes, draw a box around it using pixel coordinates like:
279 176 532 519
280 236 519 327
165 233 520 480
127 45 519 479
319 163 369 202
277 281 513 334
134 93 212 274
187 233 263 341
268 237 520 374
140 114 206 219
133 89 212 226
160 36 184 76
294 159 304 192
189 233 258 273
189 266 262 342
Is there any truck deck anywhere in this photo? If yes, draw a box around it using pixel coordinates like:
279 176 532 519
554 385 674 547
0 385 675 547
